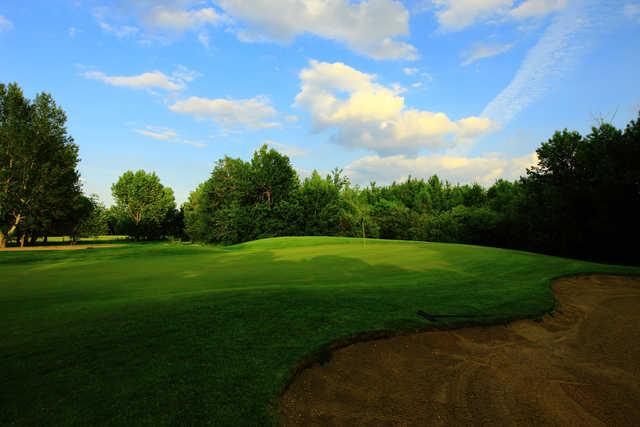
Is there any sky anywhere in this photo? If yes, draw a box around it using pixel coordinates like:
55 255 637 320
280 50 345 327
1 0 639 205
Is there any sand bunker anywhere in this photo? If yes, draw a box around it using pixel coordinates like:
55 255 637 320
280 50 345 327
281 274 640 426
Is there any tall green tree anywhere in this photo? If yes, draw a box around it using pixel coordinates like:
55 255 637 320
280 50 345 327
299 170 343 236
111 170 177 240
0 83 81 247
191 157 253 244
0 83 31 247
75 195 109 238
249 145 299 238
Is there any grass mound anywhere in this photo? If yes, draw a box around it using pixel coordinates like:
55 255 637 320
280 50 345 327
1 237 637 425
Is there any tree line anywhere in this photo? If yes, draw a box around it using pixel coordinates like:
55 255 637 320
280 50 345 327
2 82 638 264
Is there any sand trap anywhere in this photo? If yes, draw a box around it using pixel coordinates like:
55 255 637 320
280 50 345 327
281 275 640 426
0 244 123 252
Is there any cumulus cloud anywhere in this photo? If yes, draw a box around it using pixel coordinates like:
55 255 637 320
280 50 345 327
0 15 14 32
216 0 418 60
482 0 608 126
344 152 538 186
83 66 197 92
135 125 206 148
461 42 514 66
403 67 419 75
433 0 567 30
264 140 310 157
169 96 279 129
295 60 495 154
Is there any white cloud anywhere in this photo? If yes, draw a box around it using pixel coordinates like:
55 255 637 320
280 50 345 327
433 0 513 31
216 0 418 60
142 6 224 31
344 152 538 186
197 32 210 48
285 115 300 123
412 82 423 88
135 127 178 140
0 15 14 32
264 140 310 157
84 71 181 91
482 0 604 126
179 139 207 148
134 126 206 148
97 19 139 38
403 67 419 75
171 65 201 83
433 0 567 30
510 0 567 19
295 60 495 154
625 2 640 22
461 42 514 66
93 2 225 46
83 67 197 91
169 96 279 129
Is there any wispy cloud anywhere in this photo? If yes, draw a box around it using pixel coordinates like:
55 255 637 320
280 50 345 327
482 0 611 126
197 32 210 48
461 42 513 66
510 0 567 19
141 6 224 31
84 70 181 90
135 127 177 140
83 66 198 92
134 126 206 148
99 22 139 38
0 15 13 32
179 139 207 148
169 95 279 129
264 140 310 158
625 2 640 22
433 0 567 31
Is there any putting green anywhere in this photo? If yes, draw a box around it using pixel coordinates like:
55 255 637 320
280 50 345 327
1 237 637 425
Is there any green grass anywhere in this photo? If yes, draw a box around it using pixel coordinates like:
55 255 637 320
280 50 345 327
1 237 637 426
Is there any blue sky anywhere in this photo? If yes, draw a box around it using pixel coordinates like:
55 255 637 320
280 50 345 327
1 0 639 205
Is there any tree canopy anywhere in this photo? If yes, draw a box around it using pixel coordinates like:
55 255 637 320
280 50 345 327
111 170 177 240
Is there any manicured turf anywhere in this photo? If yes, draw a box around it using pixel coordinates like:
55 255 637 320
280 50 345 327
1 237 637 425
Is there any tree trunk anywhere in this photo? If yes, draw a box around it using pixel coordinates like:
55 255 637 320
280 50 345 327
6 214 21 237
19 234 26 248
29 235 37 246
265 190 272 208
0 231 6 248
43 235 48 243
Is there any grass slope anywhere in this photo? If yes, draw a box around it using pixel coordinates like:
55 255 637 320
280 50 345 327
1 237 637 425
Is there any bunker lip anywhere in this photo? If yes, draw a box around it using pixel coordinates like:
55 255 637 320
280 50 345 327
280 274 640 426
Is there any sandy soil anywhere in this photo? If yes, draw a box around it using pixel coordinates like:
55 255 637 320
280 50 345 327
0 244 123 252
281 275 640 426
